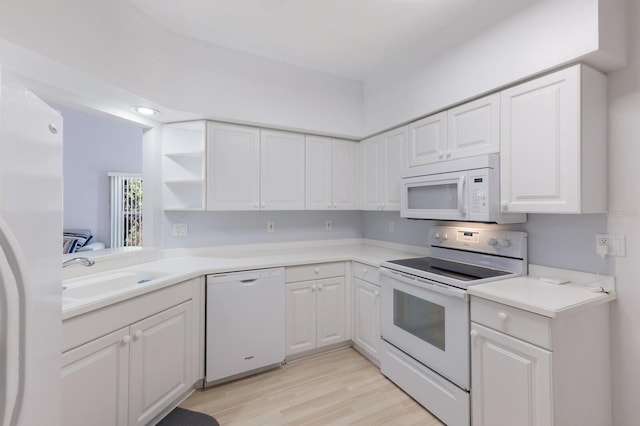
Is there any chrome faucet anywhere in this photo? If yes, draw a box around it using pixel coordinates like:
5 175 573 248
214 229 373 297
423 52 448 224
62 257 96 268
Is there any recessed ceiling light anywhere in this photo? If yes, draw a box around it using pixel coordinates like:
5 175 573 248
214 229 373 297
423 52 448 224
132 106 159 116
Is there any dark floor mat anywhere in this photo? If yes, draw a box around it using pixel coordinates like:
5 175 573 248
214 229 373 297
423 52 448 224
157 407 220 426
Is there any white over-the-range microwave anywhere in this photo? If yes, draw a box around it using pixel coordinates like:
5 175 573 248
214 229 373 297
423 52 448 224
400 154 526 224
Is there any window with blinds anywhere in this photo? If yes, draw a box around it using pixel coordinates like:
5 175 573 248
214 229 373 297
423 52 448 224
109 173 143 248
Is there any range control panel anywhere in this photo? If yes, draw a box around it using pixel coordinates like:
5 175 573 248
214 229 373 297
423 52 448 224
429 225 527 258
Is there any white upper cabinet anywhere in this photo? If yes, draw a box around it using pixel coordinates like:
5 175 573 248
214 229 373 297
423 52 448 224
331 139 358 209
360 126 407 211
206 122 260 210
305 136 357 210
500 64 606 214
206 124 305 211
407 111 447 168
406 93 499 173
260 130 306 210
163 121 206 210
447 94 500 160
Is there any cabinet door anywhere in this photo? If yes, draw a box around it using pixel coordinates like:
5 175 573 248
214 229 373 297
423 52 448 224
285 280 318 355
359 136 382 210
206 122 261 210
331 139 358 210
261 130 306 210
305 135 332 210
447 93 500 160
471 323 552 426
381 126 407 210
61 327 129 426
316 276 347 348
353 278 381 360
500 66 580 213
407 111 447 168
129 301 193 426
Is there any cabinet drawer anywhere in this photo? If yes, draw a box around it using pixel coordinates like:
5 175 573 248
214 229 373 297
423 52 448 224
285 262 345 283
471 297 552 350
353 261 380 284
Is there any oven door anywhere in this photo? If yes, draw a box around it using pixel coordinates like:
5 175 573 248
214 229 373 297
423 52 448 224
400 172 468 220
380 268 470 390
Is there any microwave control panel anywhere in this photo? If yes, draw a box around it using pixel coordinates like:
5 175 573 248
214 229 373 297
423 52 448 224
469 172 489 216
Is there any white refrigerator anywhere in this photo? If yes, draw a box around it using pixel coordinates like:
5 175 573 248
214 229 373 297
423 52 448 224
0 73 63 426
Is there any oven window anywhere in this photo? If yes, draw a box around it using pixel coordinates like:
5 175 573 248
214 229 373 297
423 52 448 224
407 183 457 210
393 289 445 351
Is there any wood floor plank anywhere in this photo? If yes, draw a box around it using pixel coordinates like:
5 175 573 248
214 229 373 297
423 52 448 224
181 348 445 425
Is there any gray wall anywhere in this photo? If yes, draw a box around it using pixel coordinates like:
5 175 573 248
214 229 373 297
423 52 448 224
58 104 143 247
361 211 612 275
163 210 363 248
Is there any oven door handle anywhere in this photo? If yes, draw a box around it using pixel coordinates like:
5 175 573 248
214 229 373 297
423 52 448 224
380 268 468 300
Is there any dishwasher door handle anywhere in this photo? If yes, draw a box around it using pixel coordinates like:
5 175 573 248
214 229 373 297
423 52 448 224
240 278 258 285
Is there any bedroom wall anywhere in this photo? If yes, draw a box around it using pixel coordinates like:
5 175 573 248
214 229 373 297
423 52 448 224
58 103 143 247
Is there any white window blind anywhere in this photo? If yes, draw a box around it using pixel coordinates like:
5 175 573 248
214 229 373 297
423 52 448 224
109 173 143 248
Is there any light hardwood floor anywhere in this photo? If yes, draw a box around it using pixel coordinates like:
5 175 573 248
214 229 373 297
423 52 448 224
181 348 444 425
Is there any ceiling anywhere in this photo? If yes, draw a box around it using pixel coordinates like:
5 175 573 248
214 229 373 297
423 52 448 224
126 0 540 81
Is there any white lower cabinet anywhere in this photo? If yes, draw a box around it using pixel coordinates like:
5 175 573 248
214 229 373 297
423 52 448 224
470 322 551 426
285 263 347 356
62 279 202 426
61 327 129 426
129 302 193 426
470 296 612 426
351 262 381 363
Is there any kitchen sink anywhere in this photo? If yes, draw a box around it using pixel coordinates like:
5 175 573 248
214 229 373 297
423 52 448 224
63 270 167 301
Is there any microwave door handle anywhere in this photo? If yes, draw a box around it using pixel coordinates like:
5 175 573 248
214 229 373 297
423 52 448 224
457 175 466 216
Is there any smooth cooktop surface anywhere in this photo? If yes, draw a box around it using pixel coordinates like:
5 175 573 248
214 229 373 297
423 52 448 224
385 257 512 282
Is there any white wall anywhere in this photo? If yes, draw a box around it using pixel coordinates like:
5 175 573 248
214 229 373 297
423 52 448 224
58 104 143 246
0 0 363 138
606 1 640 423
363 0 625 135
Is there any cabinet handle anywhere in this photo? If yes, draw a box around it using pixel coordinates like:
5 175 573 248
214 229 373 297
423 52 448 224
446 151 452 158
311 284 316 292
363 268 368 274
314 267 320 274
333 203 337 209
318 283 323 291
254 202 259 209
470 330 478 340
498 312 508 321
374 290 379 297
327 203 332 208
122 335 131 345
380 203 385 210
134 330 143 340
438 151 444 158
501 201 509 212
261 202 266 208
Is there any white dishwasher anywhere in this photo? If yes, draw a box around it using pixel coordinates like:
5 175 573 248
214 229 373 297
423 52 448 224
205 267 285 385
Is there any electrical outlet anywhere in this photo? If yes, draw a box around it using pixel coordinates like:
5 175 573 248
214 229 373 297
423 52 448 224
325 220 332 231
388 220 395 232
595 234 609 256
173 223 188 237
595 234 626 257
267 221 275 232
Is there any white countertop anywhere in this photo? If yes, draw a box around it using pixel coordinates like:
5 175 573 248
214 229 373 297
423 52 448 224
468 265 617 318
62 241 422 320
